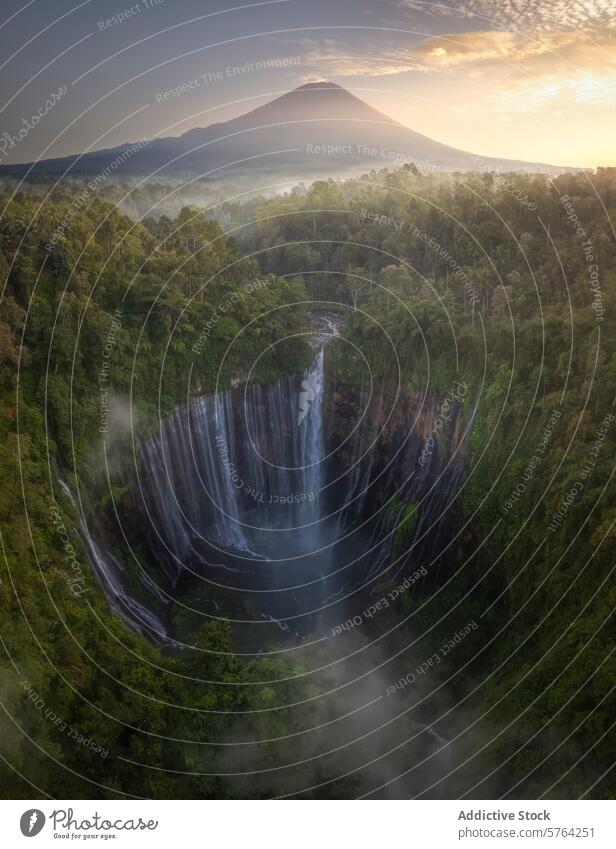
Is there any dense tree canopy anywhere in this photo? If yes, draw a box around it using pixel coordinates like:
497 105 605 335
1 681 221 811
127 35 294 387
1 166 615 797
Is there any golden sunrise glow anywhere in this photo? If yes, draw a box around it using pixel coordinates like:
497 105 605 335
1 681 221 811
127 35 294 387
301 8 616 168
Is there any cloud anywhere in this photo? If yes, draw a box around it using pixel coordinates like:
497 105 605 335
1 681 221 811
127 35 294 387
299 55 421 80
410 28 616 113
301 27 616 85
412 30 524 66
298 5 616 121
411 27 616 71
297 36 424 79
402 0 616 34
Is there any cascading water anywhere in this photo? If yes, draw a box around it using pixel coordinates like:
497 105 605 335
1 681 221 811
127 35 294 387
67 311 470 643
54 316 470 797
298 347 325 531
136 346 330 599
56 477 171 645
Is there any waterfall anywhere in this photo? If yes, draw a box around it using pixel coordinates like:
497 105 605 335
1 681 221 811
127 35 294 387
69 288 473 642
299 347 325 528
136 349 328 586
56 477 171 645
55 341 473 645
136 343 469 600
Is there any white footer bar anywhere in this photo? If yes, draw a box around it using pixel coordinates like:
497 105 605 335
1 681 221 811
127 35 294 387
1 799 614 848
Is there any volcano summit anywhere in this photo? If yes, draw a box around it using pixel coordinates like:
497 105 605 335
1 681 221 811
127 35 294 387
0 81 563 183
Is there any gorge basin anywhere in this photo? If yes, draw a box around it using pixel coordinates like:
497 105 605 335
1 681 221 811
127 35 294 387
123 314 467 649
58 316 468 796
136 322 346 643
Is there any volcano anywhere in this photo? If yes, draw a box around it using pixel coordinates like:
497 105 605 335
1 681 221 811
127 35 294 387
0 81 563 182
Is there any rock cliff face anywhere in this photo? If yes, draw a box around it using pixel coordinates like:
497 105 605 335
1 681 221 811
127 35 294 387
323 375 470 595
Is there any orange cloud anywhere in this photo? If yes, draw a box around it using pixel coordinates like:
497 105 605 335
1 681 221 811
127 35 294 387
412 28 616 72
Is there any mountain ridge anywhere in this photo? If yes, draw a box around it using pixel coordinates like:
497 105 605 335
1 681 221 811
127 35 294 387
0 81 571 181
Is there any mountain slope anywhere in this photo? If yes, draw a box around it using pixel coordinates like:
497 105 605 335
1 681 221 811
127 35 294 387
0 82 565 181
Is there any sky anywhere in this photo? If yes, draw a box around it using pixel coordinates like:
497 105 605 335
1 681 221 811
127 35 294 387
0 0 614 168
